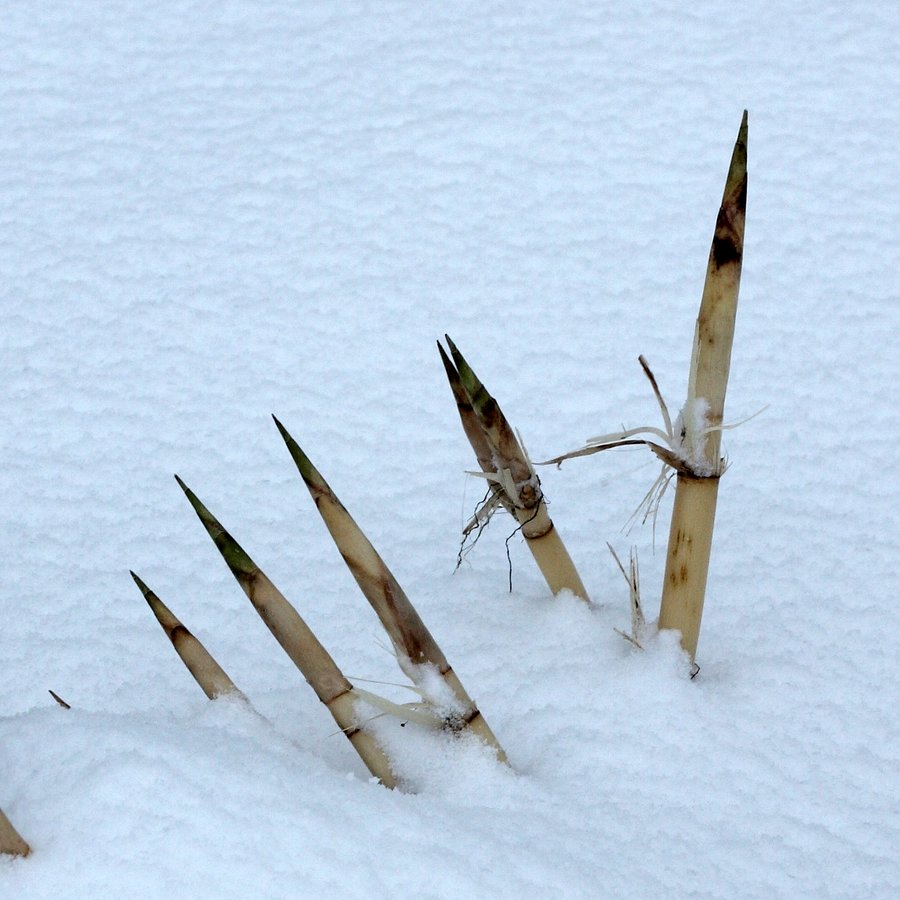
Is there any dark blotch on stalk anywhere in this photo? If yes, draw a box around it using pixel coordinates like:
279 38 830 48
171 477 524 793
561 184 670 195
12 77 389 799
169 624 192 644
712 234 742 268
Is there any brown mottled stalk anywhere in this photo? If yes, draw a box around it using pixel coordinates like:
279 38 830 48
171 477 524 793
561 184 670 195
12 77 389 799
175 476 398 787
437 341 514 524
131 571 246 701
0 807 30 857
273 419 507 764
441 337 589 602
658 111 748 661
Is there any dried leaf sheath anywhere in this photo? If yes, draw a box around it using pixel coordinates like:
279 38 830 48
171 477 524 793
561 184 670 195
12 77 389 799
441 337 589 602
658 111 748 661
273 419 507 763
0 807 30 857
131 571 245 701
174 476 398 787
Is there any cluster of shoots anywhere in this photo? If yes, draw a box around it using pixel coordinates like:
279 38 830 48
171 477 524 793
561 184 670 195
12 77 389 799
0 114 747 866
124 112 746 806
133 418 506 790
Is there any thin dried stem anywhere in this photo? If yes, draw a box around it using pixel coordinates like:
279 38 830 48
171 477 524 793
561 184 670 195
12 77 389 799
638 355 674 441
608 543 646 647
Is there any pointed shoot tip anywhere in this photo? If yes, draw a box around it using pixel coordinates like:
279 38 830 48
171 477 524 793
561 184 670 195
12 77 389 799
737 109 748 149
437 340 458 377
275 418 316 481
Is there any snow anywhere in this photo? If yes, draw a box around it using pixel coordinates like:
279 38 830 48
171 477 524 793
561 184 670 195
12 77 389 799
2 1 899 897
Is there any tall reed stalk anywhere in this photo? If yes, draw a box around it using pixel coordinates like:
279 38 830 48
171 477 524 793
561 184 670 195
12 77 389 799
657 111 747 661
541 113 748 663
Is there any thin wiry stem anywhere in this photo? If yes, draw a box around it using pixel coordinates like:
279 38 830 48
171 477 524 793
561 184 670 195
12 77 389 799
638 355 674 441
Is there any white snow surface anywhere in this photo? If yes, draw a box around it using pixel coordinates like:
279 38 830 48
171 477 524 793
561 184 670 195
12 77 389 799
2 2 898 897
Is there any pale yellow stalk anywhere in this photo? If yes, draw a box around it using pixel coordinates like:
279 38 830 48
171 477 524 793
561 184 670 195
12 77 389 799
658 111 748 661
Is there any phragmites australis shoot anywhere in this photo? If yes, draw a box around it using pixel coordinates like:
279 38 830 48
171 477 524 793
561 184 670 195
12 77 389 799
543 111 749 662
273 417 508 764
656 111 748 660
48 690 71 710
174 475 399 788
439 336 589 603
131 571 246 702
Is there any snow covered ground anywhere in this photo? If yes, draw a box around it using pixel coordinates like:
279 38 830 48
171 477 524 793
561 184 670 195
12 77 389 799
2 2 898 897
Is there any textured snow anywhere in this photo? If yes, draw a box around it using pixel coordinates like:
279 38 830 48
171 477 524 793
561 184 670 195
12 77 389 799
2 1 899 898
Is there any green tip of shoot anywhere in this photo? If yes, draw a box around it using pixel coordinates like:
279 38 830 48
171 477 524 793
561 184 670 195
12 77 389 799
443 336 492 415
437 340 458 382
130 569 153 599
273 416 321 488
131 571 179 633
174 476 257 576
